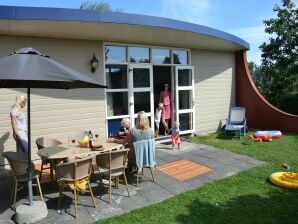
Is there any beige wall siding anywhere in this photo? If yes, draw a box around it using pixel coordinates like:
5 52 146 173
0 35 106 165
191 50 235 134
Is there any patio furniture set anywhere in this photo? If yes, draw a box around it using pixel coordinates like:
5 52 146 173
2 134 156 218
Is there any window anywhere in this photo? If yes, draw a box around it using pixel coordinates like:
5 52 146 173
132 68 150 88
133 92 151 113
105 45 126 63
128 47 149 63
179 113 193 131
178 69 192 86
152 48 171 64
105 65 127 89
173 50 188 65
179 90 192 109
107 92 128 116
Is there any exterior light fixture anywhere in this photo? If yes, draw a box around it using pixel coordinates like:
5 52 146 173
90 53 98 73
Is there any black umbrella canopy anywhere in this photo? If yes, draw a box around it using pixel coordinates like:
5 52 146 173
0 47 106 206
0 47 107 89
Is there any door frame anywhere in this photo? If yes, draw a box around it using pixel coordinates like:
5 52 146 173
174 65 195 134
128 64 154 129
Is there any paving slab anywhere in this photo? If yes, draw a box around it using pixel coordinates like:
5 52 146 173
0 140 263 223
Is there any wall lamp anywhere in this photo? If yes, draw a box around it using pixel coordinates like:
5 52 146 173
90 53 99 73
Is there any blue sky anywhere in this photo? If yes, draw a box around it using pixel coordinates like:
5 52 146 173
0 0 297 64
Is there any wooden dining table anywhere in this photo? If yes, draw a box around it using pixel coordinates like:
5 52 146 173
37 141 124 186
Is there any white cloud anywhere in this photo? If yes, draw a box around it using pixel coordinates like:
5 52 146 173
159 0 212 25
226 26 271 64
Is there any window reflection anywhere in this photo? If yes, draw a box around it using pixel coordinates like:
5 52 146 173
133 68 150 88
152 48 171 64
105 65 127 89
173 50 188 65
179 90 192 109
107 92 128 116
129 47 149 63
178 69 192 86
105 45 126 63
179 113 193 131
134 92 151 113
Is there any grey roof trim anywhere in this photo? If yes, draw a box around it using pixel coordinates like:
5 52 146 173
0 5 249 50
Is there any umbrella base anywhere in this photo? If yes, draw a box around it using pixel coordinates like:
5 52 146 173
16 200 48 224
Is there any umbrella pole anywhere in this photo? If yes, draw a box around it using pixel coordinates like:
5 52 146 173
27 86 33 206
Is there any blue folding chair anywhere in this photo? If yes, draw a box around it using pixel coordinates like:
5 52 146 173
225 107 247 139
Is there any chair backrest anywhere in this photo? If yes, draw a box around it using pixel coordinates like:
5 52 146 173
2 151 32 176
229 107 246 125
36 137 62 150
133 139 156 168
96 148 129 171
68 131 87 143
57 155 93 181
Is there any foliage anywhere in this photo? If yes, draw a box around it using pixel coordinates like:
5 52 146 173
80 1 123 12
248 61 264 91
80 1 112 12
97 133 298 224
259 0 298 109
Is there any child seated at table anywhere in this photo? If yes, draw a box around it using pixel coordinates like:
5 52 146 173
117 118 130 138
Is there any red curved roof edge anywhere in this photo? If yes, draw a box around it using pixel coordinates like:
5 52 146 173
235 50 298 133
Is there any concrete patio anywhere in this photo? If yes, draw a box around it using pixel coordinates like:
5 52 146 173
0 140 263 224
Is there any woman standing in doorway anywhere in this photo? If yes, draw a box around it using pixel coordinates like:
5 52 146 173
160 83 171 134
10 95 28 154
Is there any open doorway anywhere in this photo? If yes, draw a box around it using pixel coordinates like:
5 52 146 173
153 66 172 137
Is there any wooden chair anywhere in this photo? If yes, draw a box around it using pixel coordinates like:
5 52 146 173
56 155 96 218
2 151 43 210
133 139 156 186
36 137 62 183
95 148 130 203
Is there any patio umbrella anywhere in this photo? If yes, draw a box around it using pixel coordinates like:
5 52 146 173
0 47 107 206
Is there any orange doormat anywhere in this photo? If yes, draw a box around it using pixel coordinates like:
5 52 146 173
157 159 212 181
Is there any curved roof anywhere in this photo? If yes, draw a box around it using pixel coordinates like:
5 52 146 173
0 5 249 51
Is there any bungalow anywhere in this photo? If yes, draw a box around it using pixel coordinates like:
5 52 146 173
0 6 250 162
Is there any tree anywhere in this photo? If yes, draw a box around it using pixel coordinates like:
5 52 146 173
248 61 265 92
259 0 298 111
80 1 123 12
80 1 112 12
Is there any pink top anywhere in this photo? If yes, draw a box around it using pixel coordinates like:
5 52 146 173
160 91 171 106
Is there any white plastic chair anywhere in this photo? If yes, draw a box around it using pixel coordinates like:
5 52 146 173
225 107 247 139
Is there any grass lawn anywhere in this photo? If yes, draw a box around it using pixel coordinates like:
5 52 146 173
97 132 298 224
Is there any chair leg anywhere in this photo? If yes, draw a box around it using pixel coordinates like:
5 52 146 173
50 161 55 188
74 182 78 218
150 167 155 182
10 177 14 203
123 172 130 197
109 174 112 203
13 181 18 210
36 176 44 201
39 162 44 182
58 182 62 209
115 176 119 189
136 172 139 187
87 181 96 208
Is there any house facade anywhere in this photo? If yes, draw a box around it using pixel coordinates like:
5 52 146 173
0 6 249 161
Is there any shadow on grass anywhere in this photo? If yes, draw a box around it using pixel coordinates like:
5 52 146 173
176 189 298 224
215 131 236 140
